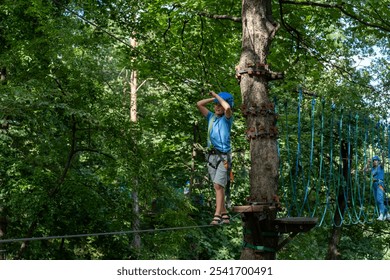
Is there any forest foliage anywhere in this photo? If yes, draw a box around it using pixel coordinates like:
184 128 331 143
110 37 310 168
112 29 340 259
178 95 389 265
0 0 389 259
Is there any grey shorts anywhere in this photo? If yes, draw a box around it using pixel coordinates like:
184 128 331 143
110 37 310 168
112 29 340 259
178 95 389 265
207 153 232 187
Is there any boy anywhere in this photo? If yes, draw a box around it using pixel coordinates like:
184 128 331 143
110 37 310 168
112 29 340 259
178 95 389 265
196 91 234 225
364 154 390 221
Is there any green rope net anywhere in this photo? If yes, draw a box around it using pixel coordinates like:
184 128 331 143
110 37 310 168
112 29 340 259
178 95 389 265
276 89 389 227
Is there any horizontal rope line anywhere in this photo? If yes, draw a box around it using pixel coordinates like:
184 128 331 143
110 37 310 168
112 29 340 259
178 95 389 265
0 224 212 244
0 206 251 244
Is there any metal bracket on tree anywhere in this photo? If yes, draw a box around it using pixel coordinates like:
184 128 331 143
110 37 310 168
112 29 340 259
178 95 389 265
240 102 277 117
235 62 284 83
245 125 279 140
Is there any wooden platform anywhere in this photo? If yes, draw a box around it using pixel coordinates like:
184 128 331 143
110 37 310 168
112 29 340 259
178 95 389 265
233 205 317 233
272 217 318 233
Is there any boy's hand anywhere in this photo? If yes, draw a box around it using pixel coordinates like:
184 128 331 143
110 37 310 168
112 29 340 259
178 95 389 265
209 91 217 97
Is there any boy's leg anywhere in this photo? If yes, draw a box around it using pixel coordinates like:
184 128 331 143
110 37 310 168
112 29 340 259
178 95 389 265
208 153 232 224
214 156 228 213
376 186 386 220
377 187 385 213
214 183 225 215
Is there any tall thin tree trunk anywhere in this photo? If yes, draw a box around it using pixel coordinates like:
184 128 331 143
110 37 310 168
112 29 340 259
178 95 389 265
0 67 6 84
1 67 8 259
190 121 201 192
239 0 280 260
131 189 141 250
326 141 350 259
129 37 141 252
0 207 7 260
130 38 137 123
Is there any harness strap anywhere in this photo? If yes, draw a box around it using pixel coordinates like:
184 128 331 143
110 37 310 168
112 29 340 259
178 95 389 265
207 152 226 170
207 149 231 168
374 179 386 192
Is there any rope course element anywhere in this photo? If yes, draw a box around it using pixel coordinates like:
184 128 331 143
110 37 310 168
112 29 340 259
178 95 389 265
0 206 251 245
0 225 210 245
278 88 390 227
235 62 284 83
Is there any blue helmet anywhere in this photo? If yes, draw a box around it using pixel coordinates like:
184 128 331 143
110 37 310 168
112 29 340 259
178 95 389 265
372 155 380 161
214 92 234 108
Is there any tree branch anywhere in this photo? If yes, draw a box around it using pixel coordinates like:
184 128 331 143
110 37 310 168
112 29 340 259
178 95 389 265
277 0 383 95
280 0 390 32
278 0 302 54
197 12 241 23
368 2 390 30
58 115 77 186
74 148 116 160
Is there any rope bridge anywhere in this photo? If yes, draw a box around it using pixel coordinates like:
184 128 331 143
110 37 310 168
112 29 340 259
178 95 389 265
276 89 389 227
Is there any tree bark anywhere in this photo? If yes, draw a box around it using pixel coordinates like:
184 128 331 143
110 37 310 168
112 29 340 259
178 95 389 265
0 66 7 259
129 37 141 253
239 0 280 260
0 67 6 84
130 37 138 123
326 140 350 259
0 208 7 260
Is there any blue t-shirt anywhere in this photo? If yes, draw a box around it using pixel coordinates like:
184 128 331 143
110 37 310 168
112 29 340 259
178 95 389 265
206 111 233 153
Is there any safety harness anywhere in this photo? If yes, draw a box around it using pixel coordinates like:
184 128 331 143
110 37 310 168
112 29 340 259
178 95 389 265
372 166 386 192
374 179 385 192
207 115 234 184
206 114 231 170
206 114 233 204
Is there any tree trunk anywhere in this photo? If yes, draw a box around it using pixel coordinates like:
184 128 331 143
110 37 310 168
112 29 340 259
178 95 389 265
131 189 141 251
0 208 7 260
239 0 280 260
326 141 350 259
129 37 141 253
0 67 6 84
130 37 138 123
0 66 7 259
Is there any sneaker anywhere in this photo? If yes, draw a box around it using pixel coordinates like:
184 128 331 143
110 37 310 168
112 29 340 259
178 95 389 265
386 214 390 221
377 214 385 221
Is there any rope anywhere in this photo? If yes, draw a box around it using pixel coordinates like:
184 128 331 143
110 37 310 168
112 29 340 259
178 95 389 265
299 97 316 215
0 225 211 244
277 91 389 227
315 99 326 226
0 206 252 245
293 88 303 214
282 99 294 216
